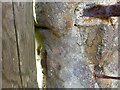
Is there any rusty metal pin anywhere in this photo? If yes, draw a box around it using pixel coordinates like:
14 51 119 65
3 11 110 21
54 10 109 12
82 4 120 17
94 72 120 80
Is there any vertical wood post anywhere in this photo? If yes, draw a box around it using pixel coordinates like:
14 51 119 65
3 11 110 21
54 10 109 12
2 2 38 88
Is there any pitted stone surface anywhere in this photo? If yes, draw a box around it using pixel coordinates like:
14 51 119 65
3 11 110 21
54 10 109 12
35 1 119 88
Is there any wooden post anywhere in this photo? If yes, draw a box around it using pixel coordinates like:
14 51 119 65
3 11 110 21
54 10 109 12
2 2 38 88
0 2 2 90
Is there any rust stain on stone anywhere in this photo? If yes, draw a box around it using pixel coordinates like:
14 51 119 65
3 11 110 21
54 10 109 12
64 14 73 32
84 26 115 87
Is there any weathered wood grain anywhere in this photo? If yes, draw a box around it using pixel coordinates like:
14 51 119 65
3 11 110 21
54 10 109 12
0 2 2 90
2 2 37 88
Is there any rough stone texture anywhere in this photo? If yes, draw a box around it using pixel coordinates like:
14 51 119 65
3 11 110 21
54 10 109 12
35 2 76 37
2 2 38 88
118 17 120 90
35 1 119 88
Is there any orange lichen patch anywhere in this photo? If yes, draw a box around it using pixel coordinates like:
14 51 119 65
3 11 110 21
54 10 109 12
96 77 112 88
85 45 98 65
83 16 114 25
92 50 115 88
49 29 61 38
84 26 115 87
85 28 103 65
98 50 113 66
64 14 73 32
98 17 112 23
83 17 96 23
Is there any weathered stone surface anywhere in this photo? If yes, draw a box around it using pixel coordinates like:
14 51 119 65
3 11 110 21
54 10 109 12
36 1 119 88
118 17 120 90
35 2 76 37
